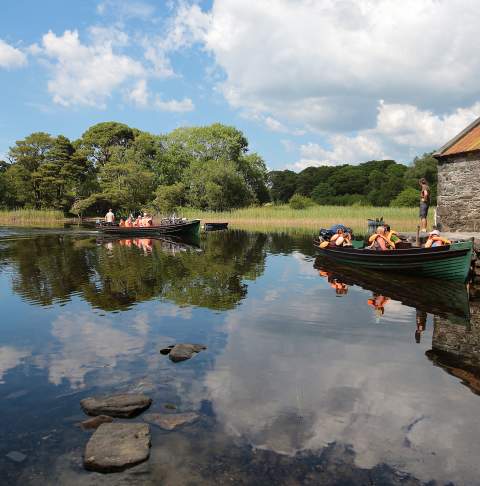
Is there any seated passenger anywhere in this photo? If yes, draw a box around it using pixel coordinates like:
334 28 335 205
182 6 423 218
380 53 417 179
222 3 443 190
134 216 142 227
119 218 125 227
125 217 133 227
424 230 451 248
368 226 395 251
384 224 400 245
330 228 352 247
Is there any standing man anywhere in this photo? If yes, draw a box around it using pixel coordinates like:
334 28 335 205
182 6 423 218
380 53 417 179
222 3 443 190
419 178 430 232
105 208 115 225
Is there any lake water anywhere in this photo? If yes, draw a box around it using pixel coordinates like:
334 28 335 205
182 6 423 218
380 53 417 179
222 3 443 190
0 227 479 485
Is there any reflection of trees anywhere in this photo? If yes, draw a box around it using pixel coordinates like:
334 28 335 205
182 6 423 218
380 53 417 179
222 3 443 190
2 230 267 311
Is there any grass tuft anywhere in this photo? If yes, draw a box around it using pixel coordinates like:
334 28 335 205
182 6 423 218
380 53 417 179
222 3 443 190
0 209 66 226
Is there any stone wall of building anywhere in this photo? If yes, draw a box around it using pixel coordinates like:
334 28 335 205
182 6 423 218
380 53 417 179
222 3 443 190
436 151 480 231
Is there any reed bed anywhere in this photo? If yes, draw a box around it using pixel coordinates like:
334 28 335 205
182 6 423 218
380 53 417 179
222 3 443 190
0 209 66 226
182 205 432 234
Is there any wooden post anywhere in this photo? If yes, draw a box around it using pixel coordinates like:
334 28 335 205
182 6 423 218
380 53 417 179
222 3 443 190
416 225 420 247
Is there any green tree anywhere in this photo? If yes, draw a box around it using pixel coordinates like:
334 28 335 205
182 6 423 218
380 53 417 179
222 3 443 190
404 152 438 203
184 159 253 210
77 122 136 167
153 183 186 214
268 170 298 203
390 187 418 207
237 153 270 203
289 194 314 209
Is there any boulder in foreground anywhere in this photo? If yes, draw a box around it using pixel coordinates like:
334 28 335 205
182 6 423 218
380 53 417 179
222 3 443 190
84 423 151 472
143 412 199 430
160 343 207 362
80 394 152 418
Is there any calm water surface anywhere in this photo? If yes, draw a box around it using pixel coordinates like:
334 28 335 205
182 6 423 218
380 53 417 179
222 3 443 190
0 227 479 485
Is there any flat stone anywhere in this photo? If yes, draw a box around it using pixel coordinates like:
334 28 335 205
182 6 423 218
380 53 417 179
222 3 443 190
160 343 207 363
143 412 199 430
6 451 27 463
84 423 151 473
80 394 152 418
79 415 114 430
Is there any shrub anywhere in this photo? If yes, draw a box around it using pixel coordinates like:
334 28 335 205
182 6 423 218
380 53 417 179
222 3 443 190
289 194 315 209
390 187 418 207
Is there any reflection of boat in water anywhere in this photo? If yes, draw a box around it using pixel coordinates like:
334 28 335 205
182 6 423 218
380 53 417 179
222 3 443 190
204 222 228 231
98 234 202 255
314 257 470 324
313 239 473 281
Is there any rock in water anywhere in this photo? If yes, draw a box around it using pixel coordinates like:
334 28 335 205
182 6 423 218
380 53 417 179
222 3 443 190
79 415 113 430
143 412 199 430
160 343 207 362
6 451 27 463
80 394 152 418
84 423 151 472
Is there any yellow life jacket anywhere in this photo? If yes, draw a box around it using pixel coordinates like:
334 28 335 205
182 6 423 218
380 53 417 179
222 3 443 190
369 233 395 249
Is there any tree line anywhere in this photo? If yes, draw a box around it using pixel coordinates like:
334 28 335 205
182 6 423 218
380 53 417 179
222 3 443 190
0 122 270 216
0 121 438 215
269 154 437 208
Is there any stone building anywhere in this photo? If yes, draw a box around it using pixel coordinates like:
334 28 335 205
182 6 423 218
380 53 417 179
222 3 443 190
434 117 480 231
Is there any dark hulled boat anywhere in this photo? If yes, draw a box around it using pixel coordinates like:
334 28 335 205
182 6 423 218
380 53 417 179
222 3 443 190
313 239 473 282
97 219 201 238
204 222 228 231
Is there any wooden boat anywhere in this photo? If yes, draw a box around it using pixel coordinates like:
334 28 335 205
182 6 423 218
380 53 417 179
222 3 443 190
204 222 228 231
314 257 470 323
97 219 201 237
313 239 473 281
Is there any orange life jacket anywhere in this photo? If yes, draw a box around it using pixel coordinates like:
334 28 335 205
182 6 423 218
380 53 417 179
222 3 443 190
369 233 395 250
425 236 451 248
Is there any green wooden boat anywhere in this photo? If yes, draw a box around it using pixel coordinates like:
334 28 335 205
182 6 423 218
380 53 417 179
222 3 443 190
97 219 201 238
313 239 474 282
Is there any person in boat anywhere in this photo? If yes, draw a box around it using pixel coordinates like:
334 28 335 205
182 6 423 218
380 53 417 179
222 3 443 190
419 178 430 232
105 208 115 225
119 218 125 227
329 228 353 247
424 229 451 248
368 226 395 250
125 216 133 227
134 215 142 227
384 224 400 246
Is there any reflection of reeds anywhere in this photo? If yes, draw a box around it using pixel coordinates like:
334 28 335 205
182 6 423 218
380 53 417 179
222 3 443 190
183 205 432 234
0 209 66 226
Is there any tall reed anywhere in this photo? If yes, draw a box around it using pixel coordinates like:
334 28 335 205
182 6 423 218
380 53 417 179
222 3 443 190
0 209 66 225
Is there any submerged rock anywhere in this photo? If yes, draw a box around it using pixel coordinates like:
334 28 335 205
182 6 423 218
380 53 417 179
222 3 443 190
6 451 27 463
160 343 207 362
79 415 113 430
80 394 152 418
143 412 199 430
84 423 151 472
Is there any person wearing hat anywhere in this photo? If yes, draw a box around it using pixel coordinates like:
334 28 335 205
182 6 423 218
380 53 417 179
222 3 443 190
424 230 451 248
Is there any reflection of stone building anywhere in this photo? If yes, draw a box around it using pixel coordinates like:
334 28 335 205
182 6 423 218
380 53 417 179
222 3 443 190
427 301 480 394
434 117 480 231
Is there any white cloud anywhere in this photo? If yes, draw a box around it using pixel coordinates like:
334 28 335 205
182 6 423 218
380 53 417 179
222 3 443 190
0 39 27 69
171 0 480 163
128 78 149 107
291 101 480 168
0 346 30 383
154 96 194 112
97 0 156 21
37 29 145 107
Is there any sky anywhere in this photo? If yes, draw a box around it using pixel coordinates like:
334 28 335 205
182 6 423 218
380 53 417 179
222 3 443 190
1 0 479 171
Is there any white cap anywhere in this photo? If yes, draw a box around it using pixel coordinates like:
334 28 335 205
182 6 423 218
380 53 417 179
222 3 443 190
429 229 440 236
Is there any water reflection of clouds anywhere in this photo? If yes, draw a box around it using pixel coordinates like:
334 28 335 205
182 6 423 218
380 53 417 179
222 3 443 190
0 345 30 383
46 311 145 389
206 280 480 484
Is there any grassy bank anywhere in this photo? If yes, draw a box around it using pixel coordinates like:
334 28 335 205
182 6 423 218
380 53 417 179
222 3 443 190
182 205 432 234
0 209 66 226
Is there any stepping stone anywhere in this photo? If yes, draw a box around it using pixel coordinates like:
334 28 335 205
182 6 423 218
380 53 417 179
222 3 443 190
160 343 207 362
84 423 151 472
143 412 199 430
80 394 152 418
78 415 113 430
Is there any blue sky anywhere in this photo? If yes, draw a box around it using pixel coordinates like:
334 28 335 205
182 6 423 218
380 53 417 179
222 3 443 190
1 0 479 170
